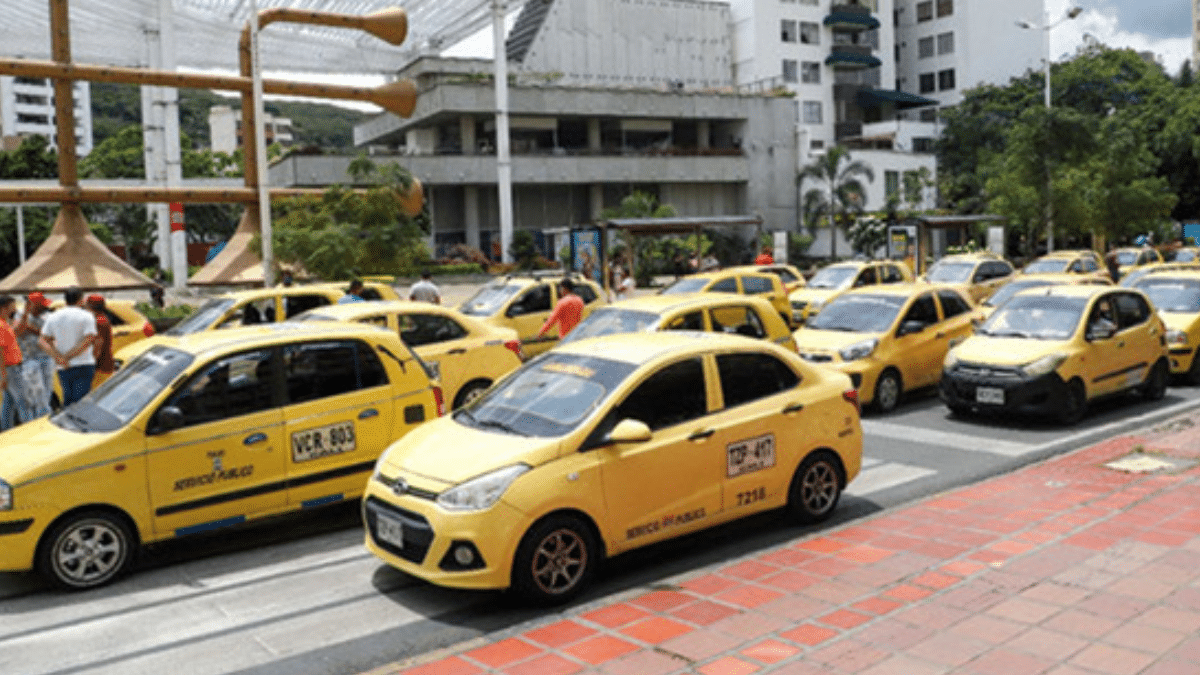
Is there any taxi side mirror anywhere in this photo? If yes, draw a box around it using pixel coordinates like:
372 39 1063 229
897 320 926 336
154 406 185 432
605 418 652 444
506 304 525 318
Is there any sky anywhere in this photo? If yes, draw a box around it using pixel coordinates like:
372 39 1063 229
1047 0 1194 73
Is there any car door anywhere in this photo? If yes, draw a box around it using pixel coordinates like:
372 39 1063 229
708 304 768 340
597 357 723 549
399 312 472 406
145 348 286 536
281 339 398 506
707 351 803 513
934 288 977 351
1111 291 1161 390
505 283 555 355
892 292 944 389
1083 294 1126 397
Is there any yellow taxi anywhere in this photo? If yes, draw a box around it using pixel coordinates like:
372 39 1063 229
1118 261 1197 288
726 264 808 293
920 252 1015 304
559 294 797 352
978 273 1112 320
293 301 524 409
458 273 606 358
1130 270 1200 383
793 284 977 413
48 298 156 356
1021 249 1107 278
363 332 862 604
1110 246 1164 279
660 270 793 328
163 282 400 336
1169 246 1200 264
788 260 913 325
0 323 442 589
941 285 1169 424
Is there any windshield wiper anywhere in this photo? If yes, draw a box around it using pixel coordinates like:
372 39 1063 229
474 418 529 436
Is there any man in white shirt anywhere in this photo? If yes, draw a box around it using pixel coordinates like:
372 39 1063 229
408 270 441 305
38 286 98 407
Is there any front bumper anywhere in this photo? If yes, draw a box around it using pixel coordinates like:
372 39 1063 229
796 352 876 402
940 363 1069 417
1169 347 1194 375
0 509 44 572
362 478 527 590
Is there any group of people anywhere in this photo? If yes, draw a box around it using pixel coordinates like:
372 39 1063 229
0 287 115 431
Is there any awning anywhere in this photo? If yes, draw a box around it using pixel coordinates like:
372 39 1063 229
823 12 882 30
856 88 938 110
824 52 882 69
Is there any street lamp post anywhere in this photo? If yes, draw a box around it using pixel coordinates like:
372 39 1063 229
1016 5 1082 254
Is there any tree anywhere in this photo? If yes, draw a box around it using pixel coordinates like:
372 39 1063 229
799 146 873 260
598 191 677 286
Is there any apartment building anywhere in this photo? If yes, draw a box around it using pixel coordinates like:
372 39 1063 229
208 104 295 155
0 76 93 156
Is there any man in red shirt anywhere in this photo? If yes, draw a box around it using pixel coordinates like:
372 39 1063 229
87 294 115 386
538 278 585 339
1 294 28 431
754 246 775 265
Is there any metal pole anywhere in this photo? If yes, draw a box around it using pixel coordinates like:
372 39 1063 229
249 0 275 286
1043 15 1054 253
16 206 25 264
493 0 514 264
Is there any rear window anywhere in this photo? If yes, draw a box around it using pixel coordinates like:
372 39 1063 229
741 276 775 294
460 283 523 316
560 308 660 346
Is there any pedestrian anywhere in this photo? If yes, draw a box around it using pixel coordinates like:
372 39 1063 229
339 279 365 304
279 268 295 288
87 294 115 387
38 286 98 407
13 292 54 419
755 245 775 265
1104 251 1121 282
409 270 441 304
700 252 720 272
614 268 636 301
538 278 585 339
1 295 31 431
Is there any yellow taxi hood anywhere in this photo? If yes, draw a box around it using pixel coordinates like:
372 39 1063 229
379 416 562 486
952 336 1067 367
790 288 839 304
0 418 122 486
794 328 883 352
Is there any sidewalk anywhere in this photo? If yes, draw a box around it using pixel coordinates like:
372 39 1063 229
372 412 1200 675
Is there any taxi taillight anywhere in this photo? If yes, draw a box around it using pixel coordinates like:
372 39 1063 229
842 389 860 413
504 339 525 360
142 322 155 337
433 385 445 417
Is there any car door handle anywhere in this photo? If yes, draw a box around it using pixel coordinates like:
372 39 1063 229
688 428 715 441
936 331 947 339
244 433 267 446
782 402 804 414
447 348 467 355
1117 341 1125 348
359 408 379 420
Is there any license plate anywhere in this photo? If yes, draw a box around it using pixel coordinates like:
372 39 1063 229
727 434 776 477
975 387 1004 405
291 422 356 462
376 513 405 548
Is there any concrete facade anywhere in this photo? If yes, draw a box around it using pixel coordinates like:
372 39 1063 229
0 76 92 156
208 104 294 155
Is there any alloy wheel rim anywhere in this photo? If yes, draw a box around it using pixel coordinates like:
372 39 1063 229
878 376 899 409
531 529 586 595
801 463 837 513
55 522 124 585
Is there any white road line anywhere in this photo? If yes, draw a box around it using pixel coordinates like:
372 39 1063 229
863 419 1035 457
845 461 936 497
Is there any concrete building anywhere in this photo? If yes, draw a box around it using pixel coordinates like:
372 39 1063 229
0 76 93 156
1194 0 1200 70
208 104 295 155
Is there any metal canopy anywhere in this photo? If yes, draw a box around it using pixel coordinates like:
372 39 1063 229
2 0 505 73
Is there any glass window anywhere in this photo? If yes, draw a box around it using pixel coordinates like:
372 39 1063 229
937 31 954 55
167 349 276 428
741 276 774 294
983 295 1087 340
809 294 906 332
903 293 939 325
918 36 934 58
885 170 900 198
283 341 365 404
938 68 956 91
709 306 767 338
165 298 234 336
803 101 823 124
937 290 972 319
781 19 797 42
881 265 905 283
717 352 800 409
219 298 275 328
574 284 598 304
612 358 707 431
1113 293 1150 328
937 0 953 17
285 294 329 319
661 278 709 295
63 346 194 433
664 311 704 331
509 284 552 316
460 283 523 317
855 267 877 286
800 22 820 45
919 72 936 93
711 278 738 293
801 61 821 84
562 308 660 345
782 59 798 83
917 1 933 22
1136 278 1200 313
398 313 467 347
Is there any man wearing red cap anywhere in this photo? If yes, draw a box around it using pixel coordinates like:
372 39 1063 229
0 295 30 431
13 291 54 419
38 286 98 407
87 294 115 386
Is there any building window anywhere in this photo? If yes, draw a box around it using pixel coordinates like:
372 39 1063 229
893 8 901 27
801 61 821 84
885 171 900 198
937 0 953 18
918 37 934 58
799 0 818 5
781 19 798 42
916 1 933 22
783 59 799 83
800 21 821 44
913 137 936 153
938 68 956 91
894 45 901 62
919 72 936 93
937 31 954 54
920 108 939 122
803 101 823 124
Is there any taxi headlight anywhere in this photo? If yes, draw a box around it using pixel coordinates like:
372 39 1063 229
1021 353 1068 378
437 464 530 512
1166 329 1188 347
839 338 878 362
0 479 11 511
808 301 824 314
943 349 960 371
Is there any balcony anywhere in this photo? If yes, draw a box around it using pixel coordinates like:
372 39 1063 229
825 4 881 32
825 45 882 70
835 121 863 140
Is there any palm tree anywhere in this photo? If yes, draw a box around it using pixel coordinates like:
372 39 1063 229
800 146 874 259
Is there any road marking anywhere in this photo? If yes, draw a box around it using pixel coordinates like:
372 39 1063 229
863 420 1035 457
846 458 936 497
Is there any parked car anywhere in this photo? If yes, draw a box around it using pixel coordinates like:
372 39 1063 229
1130 269 1200 383
919 252 1014 304
458 273 606 358
788 260 913 325
659 269 793 328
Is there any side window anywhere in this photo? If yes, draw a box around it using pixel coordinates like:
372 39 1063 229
881 265 903 283
399 314 467 346
741 276 774 294
165 349 275 427
1113 293 1150 328
221 298 275 328
104 308 127 326
359 315 389 329
283 341 365 404
357 341 388 388
1080 257 1098 272
709 306 766 338
1089 296 1118 329
664 311 704 331
903 293 938 325
574 284 598 304
611 358 707 431
509 284 552 316
285 294 331 319
855 267 877 286
995 261 1014 278
936 290 971 319
717 352 800 409
773 268 799 284
359 287 384 301
1067 260 1083 273
710 278 738 293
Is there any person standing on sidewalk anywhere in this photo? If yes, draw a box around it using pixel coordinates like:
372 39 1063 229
13 292 54 419
0 295 31 431
537 278 585 339
38 287 97 407
408 270 441 304
87 294 115 388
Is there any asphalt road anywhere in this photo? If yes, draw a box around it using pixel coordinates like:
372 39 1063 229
5 382 1200 675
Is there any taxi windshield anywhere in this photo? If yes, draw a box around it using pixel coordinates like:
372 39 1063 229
979 295 1086 340
807 266 857 289
660 278 709 295
1023 259 1068 274
1175 250 1198 262
926 261 975 283
559 308 660 346
165 298 234 335
53 346 194 433
455 354 636 437
983 280 1055 307
1115 251 1139 266
1135 278 1200 313
460 283 522 316
807 294 905 333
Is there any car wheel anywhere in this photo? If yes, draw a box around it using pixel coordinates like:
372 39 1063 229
452 379 491 410
1142 359 1168 401
787 451 843 524
37 511 135 590
1058 378 1088 426
872 369 902 413
511 515 597 605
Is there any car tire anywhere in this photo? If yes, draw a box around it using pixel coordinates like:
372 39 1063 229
1058 378 1088 426
872 368 902 414
36 511 135 590
511 515 597 605
786 451 843 524
1142 359 1168 401
1187 353 1200 386
453 379 491 410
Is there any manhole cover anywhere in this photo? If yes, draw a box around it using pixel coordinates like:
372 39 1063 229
1104 454 1195 474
